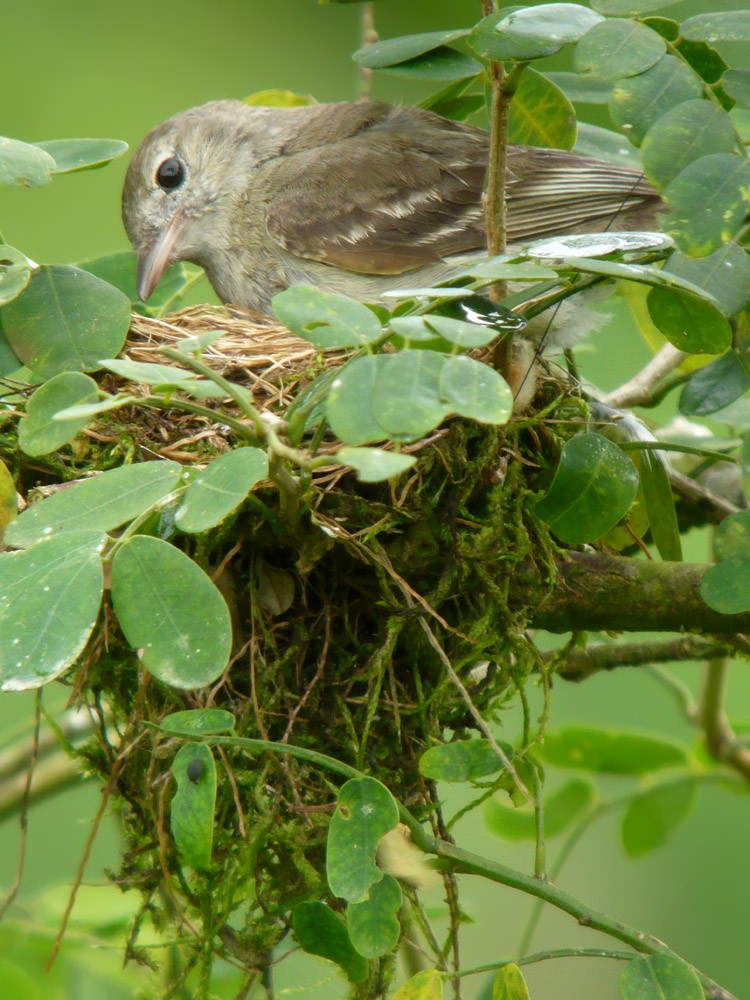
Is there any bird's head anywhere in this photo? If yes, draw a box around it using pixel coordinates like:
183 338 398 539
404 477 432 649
122 100 279 301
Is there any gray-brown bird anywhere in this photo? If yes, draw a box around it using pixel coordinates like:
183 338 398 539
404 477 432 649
122 99 660 313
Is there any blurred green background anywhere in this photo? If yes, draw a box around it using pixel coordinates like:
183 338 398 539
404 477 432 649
2 1 750 998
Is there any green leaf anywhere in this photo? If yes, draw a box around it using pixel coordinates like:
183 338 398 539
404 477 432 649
535 433 639 544
469 11 556 62
622 780 696 857
681 11 750 43
292 902 368 983
18 372 99 457
346 874 402 959
507 66 577 150
592 0 680 12
641 100 736 191
33 138 127 174
419 739 514 783
0 264 130 379
713 509 750 562
460 259 560 282
620 953 703 1000
389 315 496 350
352 29 470 69
337 446 417 483
175 448 268 533
376 49 481 82
110 535 232 689
722 69 750 109
485 777 596 841
575 122 643 166
99 358 201 387
170 743 217 871
680 352 750 416
4 461 183 548
0 262 31 306
439 356 513 425
327 354 388 445
243 88 317 107
0 461 16 540
0 530 105 691
646 286 732 354
663 243 750 317
539 726 688 774
492 964 530 1000
392 969 444 1000
661 154 750 257
574 19 665 80
371 351 449 439
639 447 682 561
0 136 56 186
419 80 484 121
326 777 399 903
273 285 382 350
78 251 194 317
543 71 612 104
700 555 750 614
489 4 605 62
609 56 703 147
160 708 236 736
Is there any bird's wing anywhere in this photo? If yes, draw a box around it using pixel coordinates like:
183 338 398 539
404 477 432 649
262 103 659 276
263 103 488 275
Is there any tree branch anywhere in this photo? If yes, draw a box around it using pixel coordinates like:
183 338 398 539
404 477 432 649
551 636 736 681
516 552 750 634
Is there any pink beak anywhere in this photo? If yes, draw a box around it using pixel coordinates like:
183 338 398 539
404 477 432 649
136 209 186 300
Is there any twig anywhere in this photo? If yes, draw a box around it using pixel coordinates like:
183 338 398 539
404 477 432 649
700 657 750 780
602 344 689 408
552 636 737 682
457 946 636 977
357 3 377 102
0 691 42 920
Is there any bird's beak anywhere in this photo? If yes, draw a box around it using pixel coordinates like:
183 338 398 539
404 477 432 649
136 209 186 301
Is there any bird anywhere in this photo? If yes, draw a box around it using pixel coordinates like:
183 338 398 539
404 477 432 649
122 99 661 316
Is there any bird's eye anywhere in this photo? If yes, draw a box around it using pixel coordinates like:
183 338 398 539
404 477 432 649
155 157 185 191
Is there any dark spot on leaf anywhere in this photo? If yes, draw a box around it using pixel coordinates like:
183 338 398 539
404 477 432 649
186 758 204 783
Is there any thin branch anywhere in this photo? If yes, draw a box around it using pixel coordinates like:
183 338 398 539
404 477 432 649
551 636 737 682
357 3 377 102
699 657 750 780
602 344 689 408
457 946 636 978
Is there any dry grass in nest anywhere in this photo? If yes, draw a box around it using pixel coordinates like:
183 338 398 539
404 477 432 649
127 303 349 412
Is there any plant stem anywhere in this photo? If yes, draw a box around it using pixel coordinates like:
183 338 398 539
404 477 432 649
457 946 635 977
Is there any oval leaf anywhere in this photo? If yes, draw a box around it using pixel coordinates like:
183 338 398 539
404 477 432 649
575 19 666 80
170 743 217 871
292 901 368 983
0 261 31 306
646 286 732 354
110 535 232 689
663 243 750 318
485 777 596 841
440 356 513 425
713 509 750 562
79 251 193 318
0 531 105 691
620 954 703 1000
273 285 382 350
609 55 702 147
639 447 682 561
539 726 688 774
641 100 736 191
679 352 750 417
493 964 530 1000
34 138 127 174
662 154 750 257
18 371 99 457
5 461 183 548
160 708 236 736
622 780 696 857
371 350 448 439
346 874 402 959
376 48 481 82
175 448 268 533
700 555 750 615
0 461 16 540
0 136 55 186
392 969 444 1000
592 0 681 12
327 777 399 903
681 11 750 43
419 739 514 783
352 29 470 69
0 264 131 378
535 433 639 543
508 66 577 151
327 354 389 445
338 446 417 483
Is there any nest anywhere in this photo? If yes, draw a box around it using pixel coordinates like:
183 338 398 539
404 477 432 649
97 304 352 463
